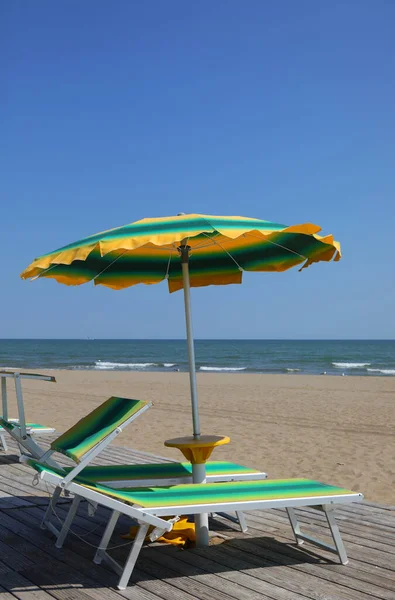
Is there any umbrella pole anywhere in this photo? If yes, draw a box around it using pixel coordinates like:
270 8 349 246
180 246 201 439
180 245 209 547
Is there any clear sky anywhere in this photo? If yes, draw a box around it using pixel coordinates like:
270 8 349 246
1 1 394 339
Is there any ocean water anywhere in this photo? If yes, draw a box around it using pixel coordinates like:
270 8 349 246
0 339 394 376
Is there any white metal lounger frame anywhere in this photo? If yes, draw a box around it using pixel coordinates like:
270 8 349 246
21 400 153 539
35 469 363 590
0 371 56 460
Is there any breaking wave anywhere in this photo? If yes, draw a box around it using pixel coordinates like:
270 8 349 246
200 366 247 371
367 368 395 375
95 361 156 370
332 362 371 369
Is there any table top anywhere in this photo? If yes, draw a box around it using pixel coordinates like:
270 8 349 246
164 435 230 449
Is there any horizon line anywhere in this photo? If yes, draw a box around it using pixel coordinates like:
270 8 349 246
1 338 394 342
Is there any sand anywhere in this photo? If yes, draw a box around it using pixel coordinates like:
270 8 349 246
3 370 394 504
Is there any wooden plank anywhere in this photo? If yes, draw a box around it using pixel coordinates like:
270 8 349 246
201 542 381 600
145 546 272 600
228 534 395 600
0 570 56 600
159 545 307 600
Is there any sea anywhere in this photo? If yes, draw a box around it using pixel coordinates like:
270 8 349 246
0 339 394 376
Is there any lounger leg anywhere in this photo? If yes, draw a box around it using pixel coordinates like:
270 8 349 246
41 486 62 531
55 495 81 548
0 433 7 452
235 511 248 533
323 505 348 565
287 505 348 565
209 511 248 533
94 509 121 565
286 507 304 545
117 523 150 590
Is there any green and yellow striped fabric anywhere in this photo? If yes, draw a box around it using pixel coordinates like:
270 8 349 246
4 421 54 431
51 397 148 462
82 478 357 508
20 214 341 293
69 461 260 482
24 459 260 483
23 459 358 507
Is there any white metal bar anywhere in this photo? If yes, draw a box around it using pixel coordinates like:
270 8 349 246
235 511 248 533
117 523 150 590
1 377 8 421
214 511 248 532
41 485 62 530
100 551 123 576
0 433 8 452
286 507 304 545
140 492 363 516
94 509 121 565
56 495 81 548
324 505 349 564
293 532 337 552
14 374 27 438
0 371 56 382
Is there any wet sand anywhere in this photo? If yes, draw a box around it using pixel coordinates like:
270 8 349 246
3 370 394 504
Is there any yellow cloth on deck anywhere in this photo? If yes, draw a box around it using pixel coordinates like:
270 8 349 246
121 517 196 547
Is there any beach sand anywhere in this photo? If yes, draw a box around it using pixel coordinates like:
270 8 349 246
3 371 394 504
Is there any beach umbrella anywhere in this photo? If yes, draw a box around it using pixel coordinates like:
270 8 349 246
21 213 341 545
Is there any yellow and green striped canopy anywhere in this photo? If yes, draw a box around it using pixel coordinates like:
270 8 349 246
21 214 341 293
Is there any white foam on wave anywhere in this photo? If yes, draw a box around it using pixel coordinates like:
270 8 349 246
95 361 156 370
164 363 176 368
332 362 370 368
286 368 301 372
367 368 395 375
200 366 247 372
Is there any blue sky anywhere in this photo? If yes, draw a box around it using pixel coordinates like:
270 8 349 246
1 1 394 339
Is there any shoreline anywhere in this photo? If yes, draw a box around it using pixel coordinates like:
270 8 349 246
3 370 394 504
3 366 395 378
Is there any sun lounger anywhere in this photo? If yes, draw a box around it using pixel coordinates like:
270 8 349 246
0 419 55 453
0 370 56 456
21 396 267 536
27 465 364 590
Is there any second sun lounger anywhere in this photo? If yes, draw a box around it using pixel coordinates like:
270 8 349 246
1 370 57 456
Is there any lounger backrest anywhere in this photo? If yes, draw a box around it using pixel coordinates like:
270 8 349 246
51 397 149 463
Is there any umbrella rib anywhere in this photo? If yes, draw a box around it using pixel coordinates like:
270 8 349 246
30 263 62 281
92 249 130 281
201 233 243 270
165 246 174 279
245 233 307 260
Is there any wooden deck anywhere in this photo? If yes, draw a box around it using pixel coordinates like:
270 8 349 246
0 434 394 600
